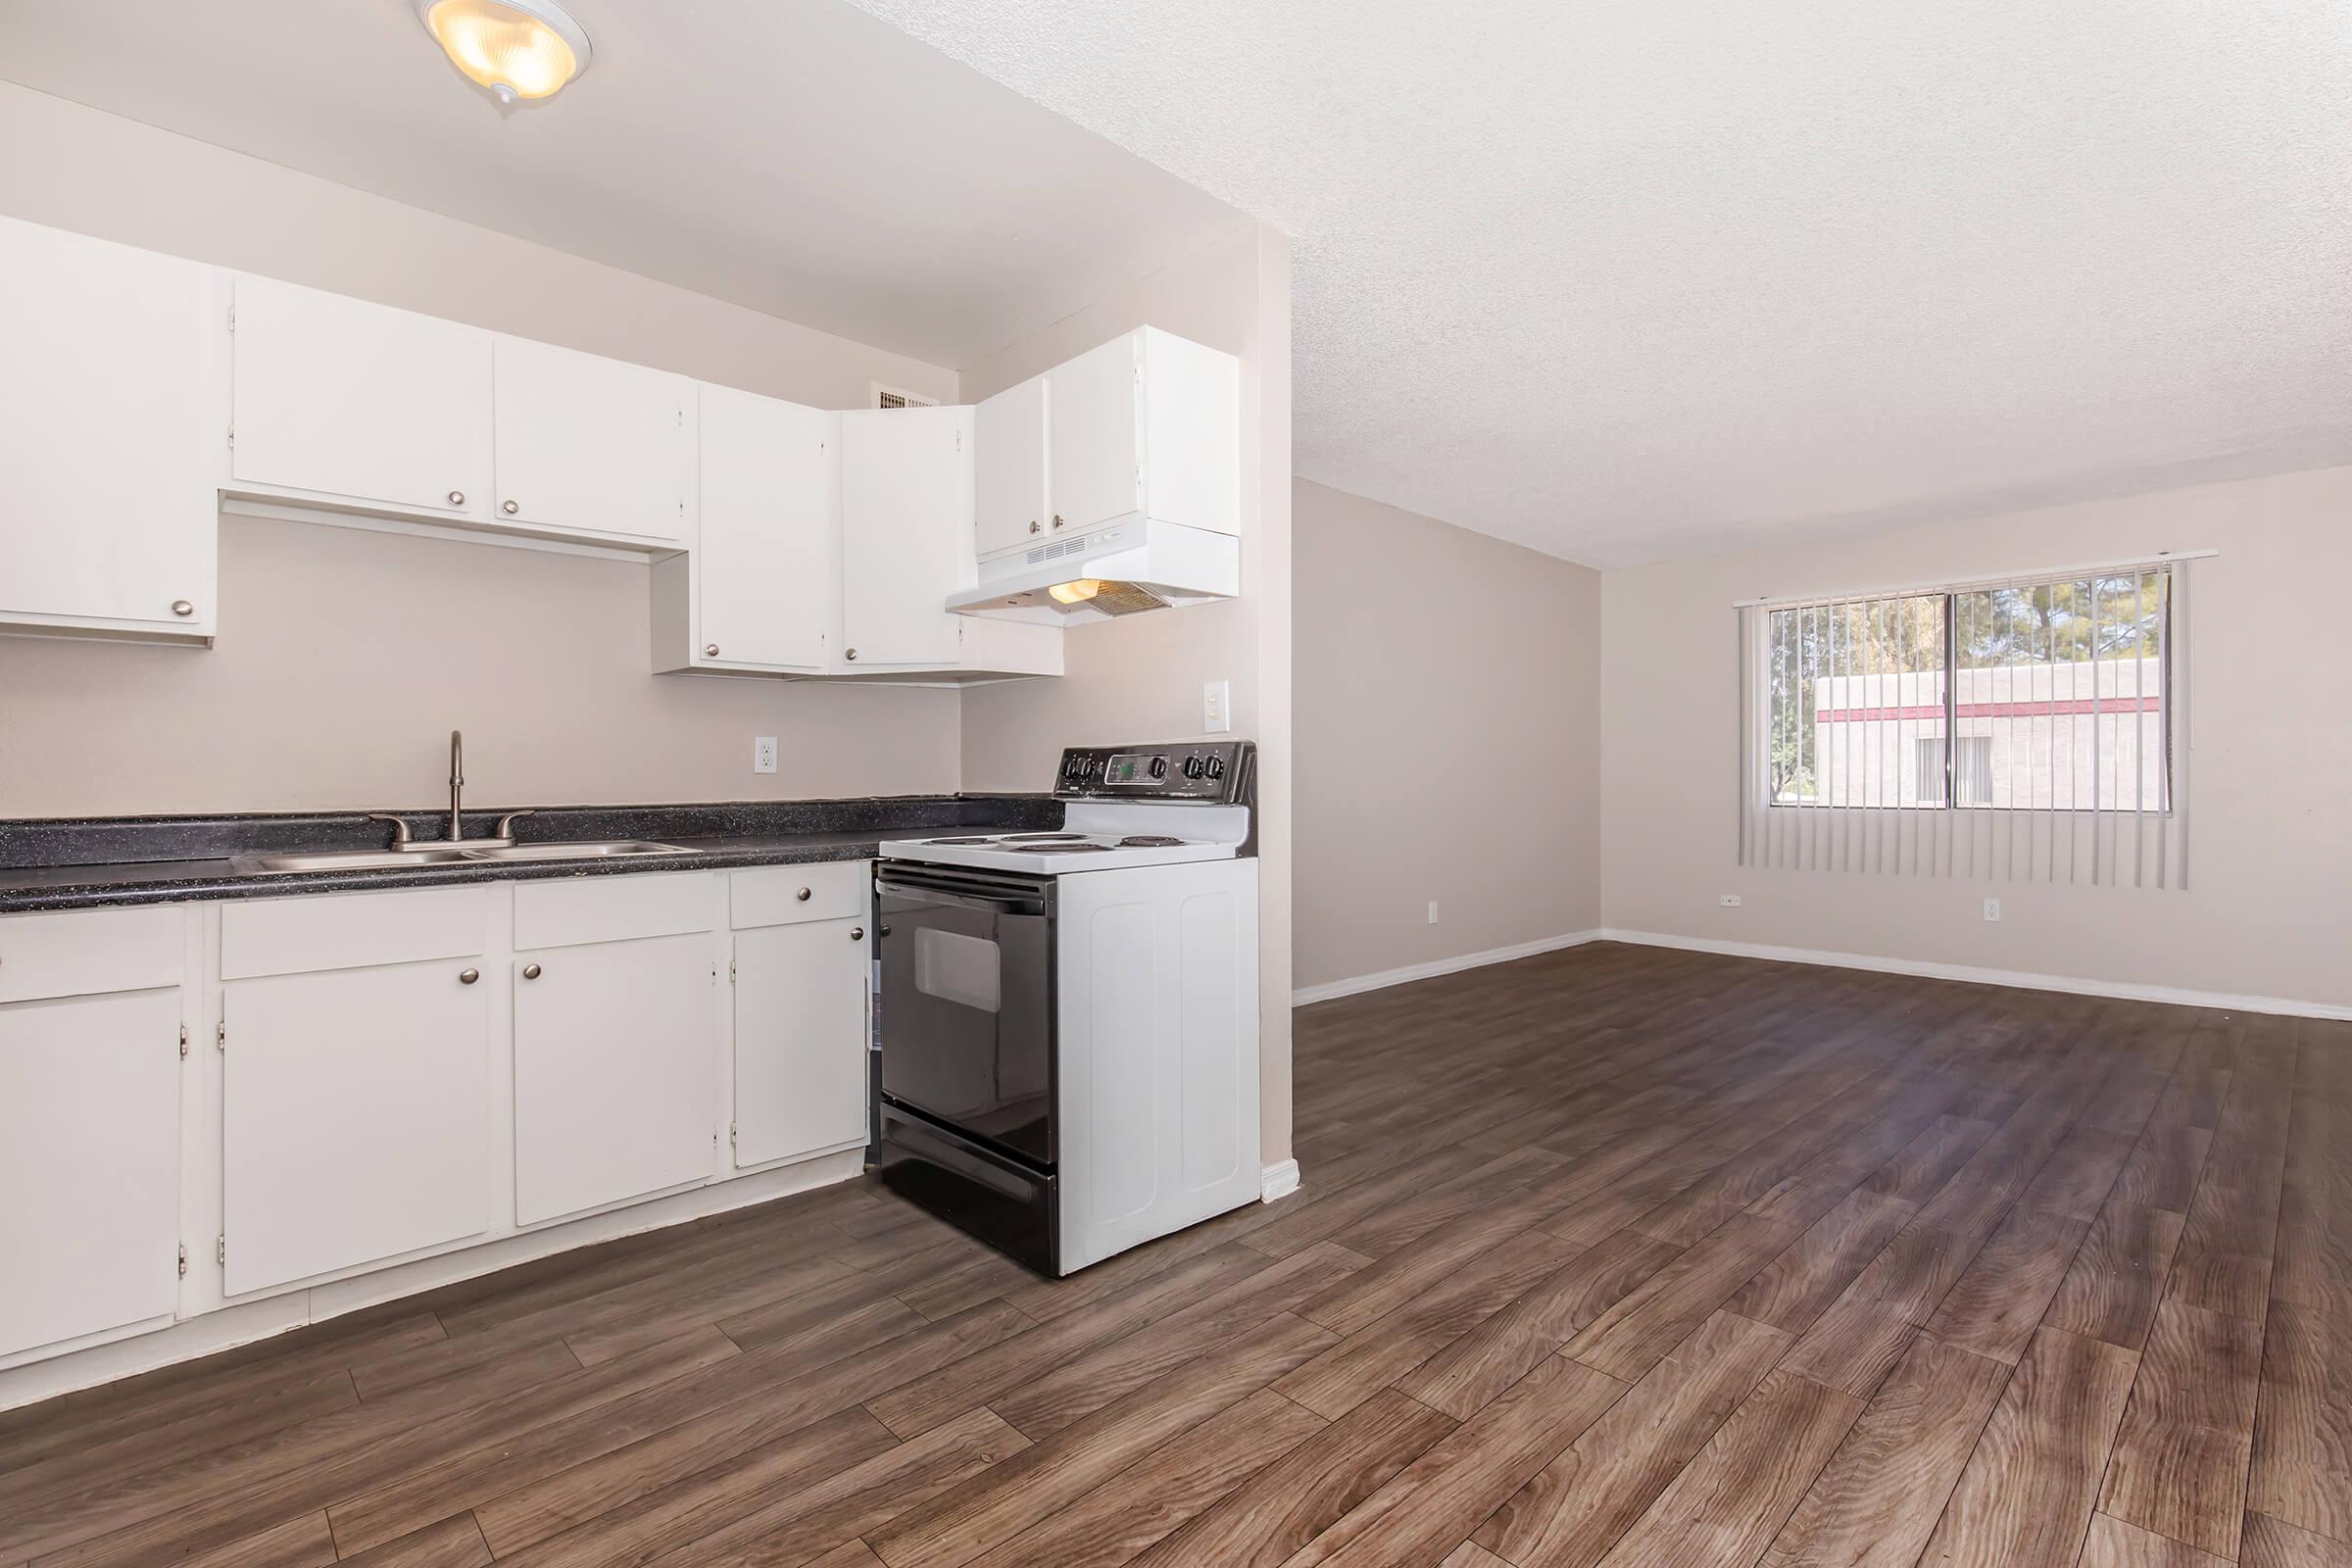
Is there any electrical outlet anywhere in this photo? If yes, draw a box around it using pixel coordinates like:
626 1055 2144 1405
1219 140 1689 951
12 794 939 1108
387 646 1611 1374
1202 679 1232 734
1983 898 2002 923
1427 901 1440 925
753 737 777 774
1720 894 1742 907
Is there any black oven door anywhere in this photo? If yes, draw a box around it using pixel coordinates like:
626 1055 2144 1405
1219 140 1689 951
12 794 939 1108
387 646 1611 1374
874 863 1055 1169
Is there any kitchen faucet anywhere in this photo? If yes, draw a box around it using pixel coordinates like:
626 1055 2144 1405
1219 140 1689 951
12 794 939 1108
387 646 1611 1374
449 727 466 843
368 729 532 850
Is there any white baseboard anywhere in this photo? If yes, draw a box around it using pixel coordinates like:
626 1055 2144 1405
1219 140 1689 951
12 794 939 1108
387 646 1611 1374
1598 928 2352 1022
1293 931 1604 1007
1260 1159 1301 1202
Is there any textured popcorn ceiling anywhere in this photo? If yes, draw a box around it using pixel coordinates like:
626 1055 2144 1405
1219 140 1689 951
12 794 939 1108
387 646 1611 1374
850 0 2352 565
0 0 1246 368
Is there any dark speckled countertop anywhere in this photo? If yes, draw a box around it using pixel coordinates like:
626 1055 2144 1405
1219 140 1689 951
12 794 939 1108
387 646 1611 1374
0 795 1060 914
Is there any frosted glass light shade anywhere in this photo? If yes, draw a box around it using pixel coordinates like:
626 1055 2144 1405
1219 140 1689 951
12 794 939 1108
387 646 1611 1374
416 0 593 105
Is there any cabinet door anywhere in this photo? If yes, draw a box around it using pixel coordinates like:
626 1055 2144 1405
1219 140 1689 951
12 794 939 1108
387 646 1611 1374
973 376 1047 560
492 336 690 544
514 934 715 1225
733 917 868 1169
222 961 490 1296
230 276 492 518
0 990 181 1358
1045 334 1144 537
697 387 832 670
839 407 967 668
0 218 212 633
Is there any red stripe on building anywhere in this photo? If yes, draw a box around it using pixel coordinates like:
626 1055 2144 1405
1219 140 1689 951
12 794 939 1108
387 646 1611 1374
1815 697 2161 723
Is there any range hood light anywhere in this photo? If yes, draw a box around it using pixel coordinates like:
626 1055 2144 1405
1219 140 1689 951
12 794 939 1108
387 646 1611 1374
416 0 593 106
1048 579 1104 606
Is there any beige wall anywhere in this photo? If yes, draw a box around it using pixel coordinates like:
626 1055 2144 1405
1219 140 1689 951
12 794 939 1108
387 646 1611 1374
0 84 961 814
1 515 958 815
1292 481 1601 991
1600 464 2352 1010
956 221 1297 1169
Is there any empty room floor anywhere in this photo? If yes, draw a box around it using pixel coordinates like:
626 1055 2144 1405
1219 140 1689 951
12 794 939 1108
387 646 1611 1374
3 944 2345 1568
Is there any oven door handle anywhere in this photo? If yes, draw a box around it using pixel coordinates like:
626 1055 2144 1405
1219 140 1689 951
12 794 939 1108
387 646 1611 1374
876 878 1052 917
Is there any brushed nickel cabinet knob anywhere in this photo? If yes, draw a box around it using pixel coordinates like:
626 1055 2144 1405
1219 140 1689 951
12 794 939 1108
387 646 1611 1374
502 500 519 514
521 962 543 980
172 600 194 617
1052 514 1064 529
845 648 858 662
705 643 720 658
458 967 479 985
1029 519 1041 534
796 886 811 901
850 927 864 941
447 490 466 506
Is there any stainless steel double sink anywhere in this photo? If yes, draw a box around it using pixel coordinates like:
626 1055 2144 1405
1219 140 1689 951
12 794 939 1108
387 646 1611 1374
231 841 695 873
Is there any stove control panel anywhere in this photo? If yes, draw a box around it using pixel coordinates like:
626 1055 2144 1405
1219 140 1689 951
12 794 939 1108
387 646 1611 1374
1056 740 1254 804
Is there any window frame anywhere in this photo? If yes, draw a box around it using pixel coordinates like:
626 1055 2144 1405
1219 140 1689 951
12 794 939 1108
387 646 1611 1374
1758 573 2175 817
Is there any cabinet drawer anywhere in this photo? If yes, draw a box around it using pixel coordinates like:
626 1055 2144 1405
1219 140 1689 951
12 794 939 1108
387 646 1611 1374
514 872 715 951
221 886 490 980
730 862 868 929
0 906 183 1004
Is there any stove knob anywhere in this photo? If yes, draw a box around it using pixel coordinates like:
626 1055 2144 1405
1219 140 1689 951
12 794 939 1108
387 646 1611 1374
1204 756 1226 780
1182 755 1205 780
1148 757 1169 780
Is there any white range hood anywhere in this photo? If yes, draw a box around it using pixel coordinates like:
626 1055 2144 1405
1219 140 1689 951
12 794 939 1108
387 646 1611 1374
948 517 1240 625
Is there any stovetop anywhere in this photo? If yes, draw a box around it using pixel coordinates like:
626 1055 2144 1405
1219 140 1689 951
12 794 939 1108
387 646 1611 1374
880 828 1237 874
878 740 1255 875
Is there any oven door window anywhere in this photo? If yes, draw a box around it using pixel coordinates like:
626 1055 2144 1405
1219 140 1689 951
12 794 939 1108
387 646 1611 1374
877 890 1053 1167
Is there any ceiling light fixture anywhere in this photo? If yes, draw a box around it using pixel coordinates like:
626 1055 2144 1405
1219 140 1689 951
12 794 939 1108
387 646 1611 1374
416 0 593 107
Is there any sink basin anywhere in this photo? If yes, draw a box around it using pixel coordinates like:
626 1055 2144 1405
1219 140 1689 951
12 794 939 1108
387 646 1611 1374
233 841 695 873
459 841 693 861
231 849 476 872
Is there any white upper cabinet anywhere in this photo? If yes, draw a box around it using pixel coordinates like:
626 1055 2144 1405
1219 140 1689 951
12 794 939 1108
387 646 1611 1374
492 336 692 547
839 407 973 670
229 277 493 522
0 217 215 641
656 387 834 674
975 326 1240 562
841 407 1060 678
1045 335 1145 540
973 375 1048 560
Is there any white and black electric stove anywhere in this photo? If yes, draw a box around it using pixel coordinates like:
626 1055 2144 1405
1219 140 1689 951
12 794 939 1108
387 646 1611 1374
873 741 1261 1275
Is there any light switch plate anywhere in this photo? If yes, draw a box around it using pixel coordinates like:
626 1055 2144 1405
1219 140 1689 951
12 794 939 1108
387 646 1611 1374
753 737 778 774
1202 679 1231 734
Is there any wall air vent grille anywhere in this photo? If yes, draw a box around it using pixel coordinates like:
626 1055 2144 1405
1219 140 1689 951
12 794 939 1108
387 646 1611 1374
1024 538 1089 566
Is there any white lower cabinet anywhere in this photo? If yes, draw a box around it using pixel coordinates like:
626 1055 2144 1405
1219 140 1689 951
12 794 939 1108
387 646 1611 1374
733 916 869 1169
221 959 491 1297
0 864 885 1395
514 933 718 1225
0 989 182 1359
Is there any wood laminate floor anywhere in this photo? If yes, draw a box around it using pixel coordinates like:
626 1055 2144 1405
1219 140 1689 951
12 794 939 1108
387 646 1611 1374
5 943 2347 1568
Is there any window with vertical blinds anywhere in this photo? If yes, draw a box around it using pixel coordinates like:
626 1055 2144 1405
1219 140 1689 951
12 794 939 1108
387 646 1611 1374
1736 558 2195 887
